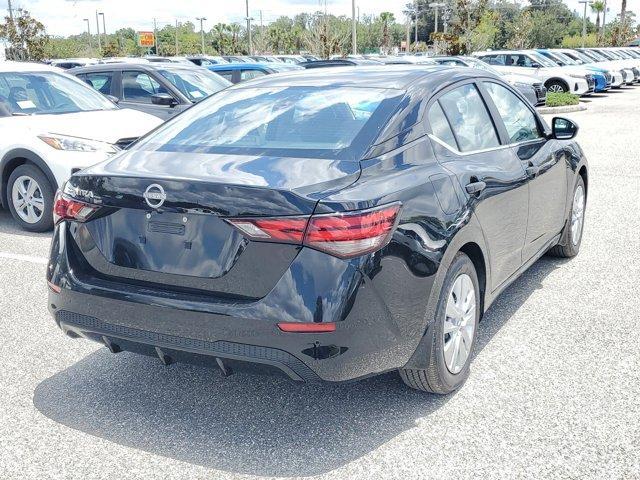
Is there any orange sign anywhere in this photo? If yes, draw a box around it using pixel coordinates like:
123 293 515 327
137 31 155 47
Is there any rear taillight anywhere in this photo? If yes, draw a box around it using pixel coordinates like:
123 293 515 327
227 203 400 259
53 191 99 224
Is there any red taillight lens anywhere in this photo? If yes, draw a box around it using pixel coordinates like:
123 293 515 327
277 322 336 333
53 191 99 224
305 204 400 258
227 203 400 259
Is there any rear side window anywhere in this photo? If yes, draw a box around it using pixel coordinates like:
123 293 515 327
427 102 457 149
215 70 234 82
81 72 113 95
240 69 266 81
438 84 500 152
484 82 542 143
482 54 505 66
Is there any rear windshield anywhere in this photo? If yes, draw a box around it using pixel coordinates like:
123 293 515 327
158 68 231 102
132 86 403 159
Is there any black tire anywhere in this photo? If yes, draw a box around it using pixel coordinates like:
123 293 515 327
547 176 586 258
546 79 568 94
399 252 480 394
6 164 55 232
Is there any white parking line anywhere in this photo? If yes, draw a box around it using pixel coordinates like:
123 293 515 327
0 252 48 265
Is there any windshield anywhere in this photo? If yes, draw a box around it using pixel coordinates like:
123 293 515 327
158 68 231 102
466 58 500 75
529 52 558 68
553 51 579 65
0 71 116 116
132 86 403 159
581 50 604 61
593 49 614 60
564 50 588 64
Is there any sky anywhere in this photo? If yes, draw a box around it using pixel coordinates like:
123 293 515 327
1 0 638 37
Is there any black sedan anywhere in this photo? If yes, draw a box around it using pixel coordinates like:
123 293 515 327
71 62 231 119
47 66 588 393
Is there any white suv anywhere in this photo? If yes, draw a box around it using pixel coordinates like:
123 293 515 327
0 62 163 231
473 50 593 95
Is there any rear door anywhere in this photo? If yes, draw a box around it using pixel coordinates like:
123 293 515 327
482 80 567 261
427 81 529 291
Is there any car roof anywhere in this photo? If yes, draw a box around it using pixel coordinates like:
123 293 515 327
228 64 467 90
207 62 267 70
69 62 201 74
0 61 61 73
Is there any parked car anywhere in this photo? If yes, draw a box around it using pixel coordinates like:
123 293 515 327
206 62 303 83
222 55 251 63
433 56 547 106
381 55 436 65
50 58 98 69
276 55 309 64
71 62 231 119
534 49 610 93
576 49 637 84
0 62 162 231
474 50 594 95
552 49 626 88
302 58 383 69
186 56 229 66
629 39 640 47
599 47 640 79
48 65 587 393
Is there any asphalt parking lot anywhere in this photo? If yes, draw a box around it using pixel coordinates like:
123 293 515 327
1 87 639 480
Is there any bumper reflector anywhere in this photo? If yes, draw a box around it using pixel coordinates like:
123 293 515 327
47 281 61 293
277 322 336 333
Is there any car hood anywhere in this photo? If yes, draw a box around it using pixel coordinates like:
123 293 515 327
9 108 163 144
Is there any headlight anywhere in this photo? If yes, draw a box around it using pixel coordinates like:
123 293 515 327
38 134 119 153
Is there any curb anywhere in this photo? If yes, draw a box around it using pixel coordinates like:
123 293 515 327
537 104 587 114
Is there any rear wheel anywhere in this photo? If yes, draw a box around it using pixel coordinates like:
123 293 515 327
546 80 568 93
400 252 480 394
6 164 55 232
547 176 586 258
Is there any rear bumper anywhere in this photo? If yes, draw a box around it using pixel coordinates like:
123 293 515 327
47 224 438 383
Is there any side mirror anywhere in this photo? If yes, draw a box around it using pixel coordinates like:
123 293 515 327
551 117 579 140
151 93 178 107
105 94 119 104
531 62 541 69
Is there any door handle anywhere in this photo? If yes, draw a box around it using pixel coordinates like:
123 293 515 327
465 181 486 195
526 165 540 178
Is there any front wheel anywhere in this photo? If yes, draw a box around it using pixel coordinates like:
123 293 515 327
6 164 55 232
400 252 480 394
547 176 586 258
546 80 568 93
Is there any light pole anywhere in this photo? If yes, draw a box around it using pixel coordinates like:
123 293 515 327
95 11 101 51
196 17 207 54
601 0 607 36
414 0 418 46
98 12 106 46
246 0 253 55
351 0 357 55
579 0 589 48
429 3 445 34
83 18 92 50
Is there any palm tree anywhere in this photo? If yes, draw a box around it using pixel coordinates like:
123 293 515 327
621 0 627 26
228 23 241 53
591 1 605 31
213 23 228 55
380 12 395 53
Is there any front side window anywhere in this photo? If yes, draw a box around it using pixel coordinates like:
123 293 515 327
121 71 168 103
481 54 505 66
438 84 500 152
485 82 542 143
132 86 403 159
0 71 116 116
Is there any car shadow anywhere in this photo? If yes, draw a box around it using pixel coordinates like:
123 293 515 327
0 210 51 239
33 256 565 477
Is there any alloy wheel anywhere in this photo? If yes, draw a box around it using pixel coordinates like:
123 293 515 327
547 84 565 93
443 273 476 375
571 185 585 245
11 175 45 224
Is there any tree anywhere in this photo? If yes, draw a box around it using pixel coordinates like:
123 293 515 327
506 11 534 49
0 8 48 61
469 11 497 51
380 12 395 53
591 1 605 31
212 23 229 55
